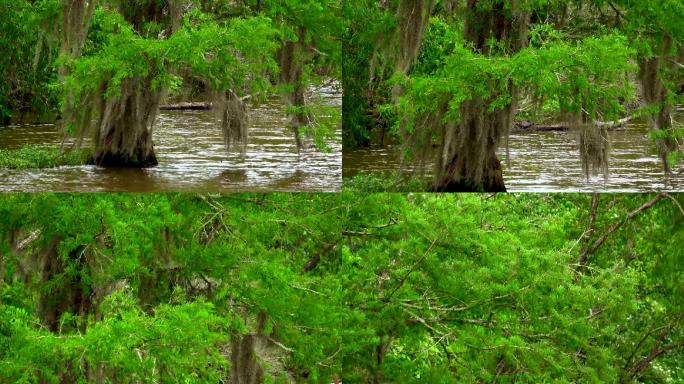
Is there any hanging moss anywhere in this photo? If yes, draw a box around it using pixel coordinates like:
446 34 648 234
115 0 185 35
395 0 434 74
36 237 93 333
464 0 530 54
58 0 98 154
578 123 610 180
59 0 96 74
213 90 248 156
230 312 267 384
66 75 164 167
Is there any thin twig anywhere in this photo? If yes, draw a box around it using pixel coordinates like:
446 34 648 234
385 237 440 301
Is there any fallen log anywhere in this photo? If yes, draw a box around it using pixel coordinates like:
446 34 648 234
595 116 633 128
160 102 212 111
513 121 570 132
160 95 254 111
513 116 632 133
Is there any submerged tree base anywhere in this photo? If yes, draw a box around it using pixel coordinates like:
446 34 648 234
430 179 507 193
88 149 158 168
431 157 507 193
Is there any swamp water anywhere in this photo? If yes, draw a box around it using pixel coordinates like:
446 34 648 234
343 114 684 192
0 85 341 192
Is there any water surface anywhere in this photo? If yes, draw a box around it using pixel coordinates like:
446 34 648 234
0 84 341 192
343 114 684 192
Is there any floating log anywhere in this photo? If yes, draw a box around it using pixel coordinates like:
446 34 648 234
160 95 253 111
513 117 632 133
513 121 570 132
160 102 212 111
595 116 633 128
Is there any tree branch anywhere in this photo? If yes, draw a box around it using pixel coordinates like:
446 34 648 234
578 193 601 267
302 241 339 273
585 193 669 260
385 237 439 301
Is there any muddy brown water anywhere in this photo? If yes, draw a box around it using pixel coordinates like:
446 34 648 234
0 84 341 192
343 114 684 192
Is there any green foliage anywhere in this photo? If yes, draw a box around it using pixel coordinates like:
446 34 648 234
65 8 279 107
289 102 340 151
342 0 396 148
261 0 344 70
259 0 344 148
342 27 373 147
412 17 458 76
394 30 635 137
0 193 683 382
343 0 684 180
1 290 227 383
513 31 636 120
0 0 60 124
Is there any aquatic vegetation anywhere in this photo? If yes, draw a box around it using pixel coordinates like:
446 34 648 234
0 145 90 169
343 171 430 192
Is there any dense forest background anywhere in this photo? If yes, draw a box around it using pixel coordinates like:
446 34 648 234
0 0 342 166
1 193 683 382
343 0 684 191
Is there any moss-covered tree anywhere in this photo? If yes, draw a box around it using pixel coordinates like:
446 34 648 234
343 0 683 191
1 0 343 167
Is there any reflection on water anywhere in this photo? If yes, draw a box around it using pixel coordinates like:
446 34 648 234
343 114 684 192
0 84 341 192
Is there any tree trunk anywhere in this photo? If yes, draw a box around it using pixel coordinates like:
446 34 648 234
89 78 163 168
90 130 158 168
230 312 267 384
432 0 529 192
86 1 185 168
278 26 309 149
639 34 680 175
37 238 92 333
432 99 511 192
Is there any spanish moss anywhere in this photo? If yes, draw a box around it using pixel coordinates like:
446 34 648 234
430 0 530 192
578 122 610 180
82 77 164 167
395 0 434 74
213 90 249 156
59 0 96 76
